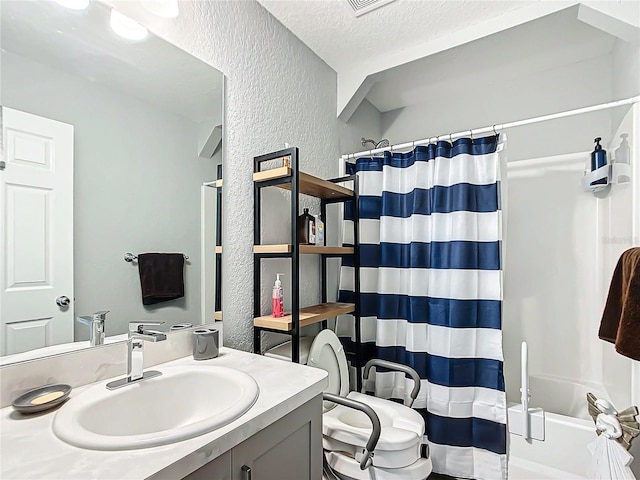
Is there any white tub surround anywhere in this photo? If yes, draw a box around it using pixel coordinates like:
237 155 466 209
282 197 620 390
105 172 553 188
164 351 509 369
0 348 327 479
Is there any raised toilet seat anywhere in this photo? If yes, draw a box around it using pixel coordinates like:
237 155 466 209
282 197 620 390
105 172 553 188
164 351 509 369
307 330 432 480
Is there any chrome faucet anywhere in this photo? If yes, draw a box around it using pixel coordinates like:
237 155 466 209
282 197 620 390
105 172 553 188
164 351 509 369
76 310 109 346
106 321 167 390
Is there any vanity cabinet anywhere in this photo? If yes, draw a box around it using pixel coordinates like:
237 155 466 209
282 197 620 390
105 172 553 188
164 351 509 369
183 395 322 480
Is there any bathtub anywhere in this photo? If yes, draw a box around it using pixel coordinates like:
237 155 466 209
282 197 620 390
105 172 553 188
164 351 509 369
507 374 639 479
509 410 594 479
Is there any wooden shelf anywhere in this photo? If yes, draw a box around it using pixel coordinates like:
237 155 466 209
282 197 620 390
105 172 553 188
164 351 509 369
253 244 354 255
253 302 354 331
214 311 222 321
253 166 291 182
215 246 222 254
253 167 353 200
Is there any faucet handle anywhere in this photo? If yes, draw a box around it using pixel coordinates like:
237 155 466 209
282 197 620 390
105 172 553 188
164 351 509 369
76 312 107 326
129 321 165 334
93 310 109 321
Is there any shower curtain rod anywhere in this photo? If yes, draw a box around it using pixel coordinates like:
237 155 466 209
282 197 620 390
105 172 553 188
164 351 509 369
341 95 640 160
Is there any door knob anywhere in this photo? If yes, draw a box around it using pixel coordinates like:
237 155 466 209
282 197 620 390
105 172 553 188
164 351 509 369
56 296 71 307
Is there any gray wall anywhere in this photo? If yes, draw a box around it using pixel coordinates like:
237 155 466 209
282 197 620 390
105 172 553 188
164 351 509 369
1 51 218 338
339 99 383 154
379 54 614 162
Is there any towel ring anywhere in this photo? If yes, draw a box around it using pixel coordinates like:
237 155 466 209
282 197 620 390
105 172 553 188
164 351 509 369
124 252 189 263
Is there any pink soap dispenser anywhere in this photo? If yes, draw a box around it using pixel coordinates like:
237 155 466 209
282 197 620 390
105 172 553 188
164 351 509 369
272 274 284 318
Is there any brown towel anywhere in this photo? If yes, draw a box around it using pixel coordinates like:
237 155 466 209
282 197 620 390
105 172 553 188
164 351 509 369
137 253 185 306
599 247 640 361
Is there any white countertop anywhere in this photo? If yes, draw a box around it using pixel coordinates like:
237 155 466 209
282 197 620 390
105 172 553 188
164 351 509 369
0 348 328 479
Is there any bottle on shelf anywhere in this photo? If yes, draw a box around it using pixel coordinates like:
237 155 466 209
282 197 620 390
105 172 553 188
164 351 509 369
315 214 324 245
297 208 316 244
590 137 608 186
615 133 630 183
272 274 284 318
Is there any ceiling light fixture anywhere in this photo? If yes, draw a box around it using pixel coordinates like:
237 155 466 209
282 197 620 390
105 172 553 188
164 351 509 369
109 9 148 41
54 0 90 10
141 0 179 19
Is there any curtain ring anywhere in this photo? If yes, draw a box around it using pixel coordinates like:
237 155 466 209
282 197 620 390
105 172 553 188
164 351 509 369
492 125 497 136
449 133 453 144
469 129 474 140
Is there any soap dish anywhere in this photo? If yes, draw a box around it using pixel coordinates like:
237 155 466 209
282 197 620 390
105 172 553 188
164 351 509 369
12 384 72 414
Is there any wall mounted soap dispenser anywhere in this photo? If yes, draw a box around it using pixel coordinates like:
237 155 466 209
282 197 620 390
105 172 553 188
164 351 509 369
590 137 608 187
615 133 630 183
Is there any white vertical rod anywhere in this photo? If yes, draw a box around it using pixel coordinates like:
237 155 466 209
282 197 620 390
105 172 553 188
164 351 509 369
521 341 530 440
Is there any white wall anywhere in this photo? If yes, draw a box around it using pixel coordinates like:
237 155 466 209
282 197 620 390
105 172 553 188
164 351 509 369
503 152 606 413
612 39 640 105
1 51 217 339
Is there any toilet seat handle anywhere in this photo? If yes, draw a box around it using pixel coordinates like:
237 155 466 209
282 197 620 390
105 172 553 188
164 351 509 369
323 392 380 470
362 359 421 408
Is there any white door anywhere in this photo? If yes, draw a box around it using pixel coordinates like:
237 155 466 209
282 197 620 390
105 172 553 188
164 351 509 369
0 107 74 355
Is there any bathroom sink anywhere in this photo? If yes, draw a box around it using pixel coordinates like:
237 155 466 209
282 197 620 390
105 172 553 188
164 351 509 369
53 366 259 450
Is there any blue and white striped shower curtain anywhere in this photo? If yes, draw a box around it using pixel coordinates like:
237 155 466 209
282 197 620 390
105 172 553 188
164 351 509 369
338 135 507 480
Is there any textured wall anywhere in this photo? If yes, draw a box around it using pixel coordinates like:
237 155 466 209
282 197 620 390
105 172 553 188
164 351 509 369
108 0 349 351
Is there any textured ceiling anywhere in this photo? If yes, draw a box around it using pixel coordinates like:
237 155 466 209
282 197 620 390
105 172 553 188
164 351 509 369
1 0 222 123
259 1 622 116
258 0 532 73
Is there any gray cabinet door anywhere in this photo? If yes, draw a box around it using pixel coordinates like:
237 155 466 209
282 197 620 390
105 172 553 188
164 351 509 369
180 450 232 480
231 395 322 480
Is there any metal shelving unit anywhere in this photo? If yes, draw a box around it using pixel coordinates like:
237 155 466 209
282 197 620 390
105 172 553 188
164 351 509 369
253 147 362 381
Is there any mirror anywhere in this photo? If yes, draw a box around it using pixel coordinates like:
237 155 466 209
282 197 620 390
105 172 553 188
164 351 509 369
0 0 223 363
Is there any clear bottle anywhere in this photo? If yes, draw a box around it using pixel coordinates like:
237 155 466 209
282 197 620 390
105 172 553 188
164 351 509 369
272 274 284 318
615 133 630 183
315 214 325 245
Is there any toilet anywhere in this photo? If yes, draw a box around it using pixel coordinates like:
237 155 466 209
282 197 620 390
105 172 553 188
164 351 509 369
307 329 433 480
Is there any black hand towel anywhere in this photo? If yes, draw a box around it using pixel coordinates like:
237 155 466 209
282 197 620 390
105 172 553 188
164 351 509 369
137 253 185 306
599 247 640 361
